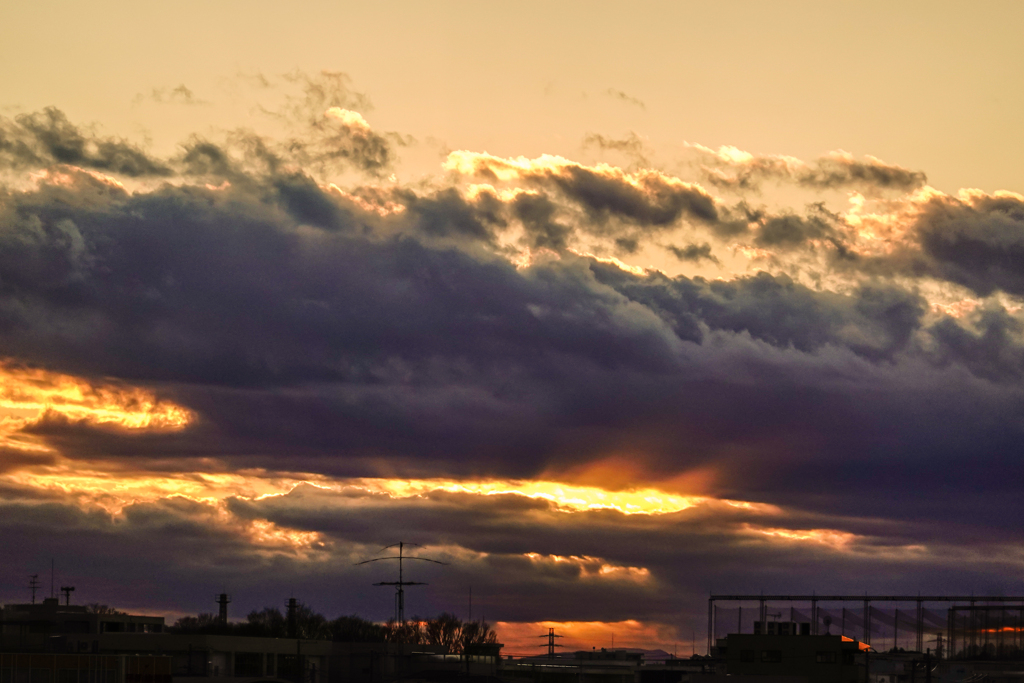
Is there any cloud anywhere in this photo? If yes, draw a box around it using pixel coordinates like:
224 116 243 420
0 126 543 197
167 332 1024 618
604 89 646 110
582 132 652 168
907 190 1024 296
3 97 1024 641
800 151 928 191
754 210 838 248
820 189 1024 299
134 84 209 106
2 159 1024 515
694 144 927 193
2 73 403 182
0 108 173 177
1 474 1019 635
446 152 719 228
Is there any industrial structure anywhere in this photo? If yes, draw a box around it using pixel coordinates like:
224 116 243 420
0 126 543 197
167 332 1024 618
707 594 1024 661
709 621 867 683
355 543 447 624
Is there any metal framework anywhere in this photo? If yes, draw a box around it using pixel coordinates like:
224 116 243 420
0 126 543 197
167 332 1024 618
356 542 447 623
538 627 564 658
707 595 1024 656
948 605 1024 660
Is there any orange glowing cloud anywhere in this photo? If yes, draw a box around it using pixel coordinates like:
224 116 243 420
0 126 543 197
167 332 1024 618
2 462 326 555
4 464 311 514
522 553 651 583
0 361 193 460
352 477 715 515
743 524 858 549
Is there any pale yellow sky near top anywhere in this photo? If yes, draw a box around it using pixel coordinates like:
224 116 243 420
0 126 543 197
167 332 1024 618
1 1 1022 194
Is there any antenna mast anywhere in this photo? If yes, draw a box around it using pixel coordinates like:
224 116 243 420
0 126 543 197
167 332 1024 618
28 575 40 604
355 542 447 623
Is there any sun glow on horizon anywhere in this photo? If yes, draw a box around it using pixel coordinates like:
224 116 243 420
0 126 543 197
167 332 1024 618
494 619 685 655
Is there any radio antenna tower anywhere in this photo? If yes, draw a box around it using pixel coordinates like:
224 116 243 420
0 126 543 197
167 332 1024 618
355 542 447 623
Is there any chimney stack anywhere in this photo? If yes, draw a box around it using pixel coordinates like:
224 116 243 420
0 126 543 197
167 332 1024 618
216 594 231 626
287 598 298 639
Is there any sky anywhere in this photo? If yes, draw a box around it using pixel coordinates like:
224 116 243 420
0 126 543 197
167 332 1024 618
2 0 1024 656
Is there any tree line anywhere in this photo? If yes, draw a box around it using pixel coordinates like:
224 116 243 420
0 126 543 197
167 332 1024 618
170 604 498 654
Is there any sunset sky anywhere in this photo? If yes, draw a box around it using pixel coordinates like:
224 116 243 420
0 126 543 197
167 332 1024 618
2 0 1024 655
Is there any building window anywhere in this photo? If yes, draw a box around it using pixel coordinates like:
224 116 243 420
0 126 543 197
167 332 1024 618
816 651 837 663
740 650 755 662
761 650 782 663
842 651 856 665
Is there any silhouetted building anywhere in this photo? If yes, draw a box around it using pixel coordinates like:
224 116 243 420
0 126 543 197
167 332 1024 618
1 600 164 653
1 600 503 683
705 625 867 683
0 653 172 683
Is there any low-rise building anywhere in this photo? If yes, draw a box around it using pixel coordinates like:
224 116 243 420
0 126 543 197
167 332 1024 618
707 622 867 683
1 601 502 683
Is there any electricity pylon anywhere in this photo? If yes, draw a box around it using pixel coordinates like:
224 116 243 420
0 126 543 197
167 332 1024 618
538 627 564 658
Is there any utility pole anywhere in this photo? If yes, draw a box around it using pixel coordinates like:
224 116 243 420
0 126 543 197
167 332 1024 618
28 575 40 604
355 542 447 623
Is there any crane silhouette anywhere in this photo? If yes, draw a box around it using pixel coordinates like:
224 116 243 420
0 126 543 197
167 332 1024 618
355 542 447 623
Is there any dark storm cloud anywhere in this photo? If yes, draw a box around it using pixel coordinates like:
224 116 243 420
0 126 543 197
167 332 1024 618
754 212 837 247
218 484 1024 625
0 494 339 615
586 264 926 360
5 117 1024 564
4 165 1024 527
905 192 1024 296
403 187 503 242
510 192 571 250
0 108 172 177
832 192 1024 299
1 480 1015 628
926 304 1024 381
